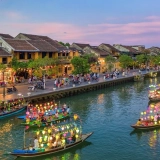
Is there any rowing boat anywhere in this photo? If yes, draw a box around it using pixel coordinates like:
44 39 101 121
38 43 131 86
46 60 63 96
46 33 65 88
0 106 26 119
131 124 160 130
10 132 93 158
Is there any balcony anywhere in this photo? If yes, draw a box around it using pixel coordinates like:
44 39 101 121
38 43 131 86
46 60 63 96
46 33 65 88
57 56 72 64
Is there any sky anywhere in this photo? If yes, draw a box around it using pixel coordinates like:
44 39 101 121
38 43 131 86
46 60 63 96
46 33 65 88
0 0 160 47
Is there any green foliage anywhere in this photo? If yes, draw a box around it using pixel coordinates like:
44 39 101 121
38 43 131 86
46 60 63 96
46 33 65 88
82 53 98 64
28 57 57 77
105 55 116 72
71 56 90 74
119 55 133 69
59 41 70 47
0 63 7 71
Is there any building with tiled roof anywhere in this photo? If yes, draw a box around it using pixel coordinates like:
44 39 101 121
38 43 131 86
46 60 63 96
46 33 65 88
98 43 120 57
0 33 13 39
71 43 90 50
82 46 110 73
148 46 160 56
0 47 12 64
113 44 140 57
15 33 67 51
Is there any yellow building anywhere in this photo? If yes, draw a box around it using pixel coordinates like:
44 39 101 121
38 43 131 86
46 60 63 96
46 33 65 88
0 33 80 77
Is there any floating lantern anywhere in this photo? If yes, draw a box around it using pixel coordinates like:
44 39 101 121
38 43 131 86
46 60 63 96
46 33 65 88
74 114 78 120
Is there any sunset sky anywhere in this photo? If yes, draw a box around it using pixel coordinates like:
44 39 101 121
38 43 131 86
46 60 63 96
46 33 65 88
1 0 160 47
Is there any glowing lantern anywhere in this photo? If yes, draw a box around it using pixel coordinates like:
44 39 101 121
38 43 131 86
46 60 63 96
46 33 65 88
50 137 53 140
36 131 40 135
76 129 79 133
42 130 45 135
75 135 78 138
26 111 29 115
144 112 146 115
74 114 78 120
141 112 143 115
41 144 44 147
48 129 51 133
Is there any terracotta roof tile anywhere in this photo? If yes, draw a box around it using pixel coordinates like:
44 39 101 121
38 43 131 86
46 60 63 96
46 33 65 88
20 33 66 50
4 39 37 51
27 40 58 52
0 33 13 39
0 47 12 56
74 43 90 49
101 43 119 52
91 46 109 56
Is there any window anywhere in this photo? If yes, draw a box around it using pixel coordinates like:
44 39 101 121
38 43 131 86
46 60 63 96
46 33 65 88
58 68 62 73
67 67 72 71
49 52 52 58
66 53 69 56
62 53 65 56
19 53 25 59
2 58 7 64
42 52 46 58
27 53 31 59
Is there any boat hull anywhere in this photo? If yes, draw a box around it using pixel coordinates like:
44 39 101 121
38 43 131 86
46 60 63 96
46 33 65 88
10 132 93 158
131 125 160 130
0 106 26 119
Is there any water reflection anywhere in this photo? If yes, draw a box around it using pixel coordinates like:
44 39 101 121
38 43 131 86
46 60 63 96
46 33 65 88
15 141 92 160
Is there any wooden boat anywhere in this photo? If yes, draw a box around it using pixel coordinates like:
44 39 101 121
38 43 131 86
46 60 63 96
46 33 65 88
0 106 26 119
21 113 71 127
134 75 144 82
10 132 93 158
131 124 160 130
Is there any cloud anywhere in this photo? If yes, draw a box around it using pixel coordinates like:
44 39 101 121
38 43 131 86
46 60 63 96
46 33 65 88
1 16 160 47
0 11 27 22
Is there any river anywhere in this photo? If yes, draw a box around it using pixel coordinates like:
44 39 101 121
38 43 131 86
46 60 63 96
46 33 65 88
0 77 160 160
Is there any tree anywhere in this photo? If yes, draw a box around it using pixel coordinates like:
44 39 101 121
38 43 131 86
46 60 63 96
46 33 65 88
0 63 7 97
82 53 98 64
28 57 57 89
119 55 133 69
105 55 116 72
71 57 90 74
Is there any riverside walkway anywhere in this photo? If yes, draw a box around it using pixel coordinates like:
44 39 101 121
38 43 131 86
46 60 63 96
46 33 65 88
0 69 158 101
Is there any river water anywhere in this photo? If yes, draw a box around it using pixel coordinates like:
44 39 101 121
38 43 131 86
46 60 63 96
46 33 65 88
1 77 160 160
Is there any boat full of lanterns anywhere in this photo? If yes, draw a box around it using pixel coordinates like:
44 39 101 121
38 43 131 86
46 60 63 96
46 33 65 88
0 98 26 119
20 102 72 127
131 103 160 130
10 114 93 158
148 84 160 102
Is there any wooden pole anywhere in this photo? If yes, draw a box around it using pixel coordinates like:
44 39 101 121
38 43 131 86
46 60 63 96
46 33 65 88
3 71 5 97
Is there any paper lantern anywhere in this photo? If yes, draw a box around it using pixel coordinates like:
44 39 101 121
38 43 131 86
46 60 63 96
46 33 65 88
41 144 44 147
42 130 45 135
74 114 78 120
36 131 40 135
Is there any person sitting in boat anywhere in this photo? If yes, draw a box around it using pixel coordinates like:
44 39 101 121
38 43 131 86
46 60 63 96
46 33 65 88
33 136 39 150
41 116 47 123
66 106 70 114
71 134 76 142
136 119 142 126
55 111 59 118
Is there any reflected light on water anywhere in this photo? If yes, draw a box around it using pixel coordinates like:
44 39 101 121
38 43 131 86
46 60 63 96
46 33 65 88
97 94 104 104
0 123 13 135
